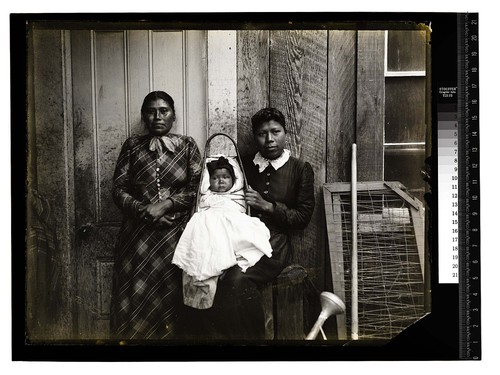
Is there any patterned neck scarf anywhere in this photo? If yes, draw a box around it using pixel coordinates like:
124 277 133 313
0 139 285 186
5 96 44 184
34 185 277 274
252 149 291 173
149 135 177 154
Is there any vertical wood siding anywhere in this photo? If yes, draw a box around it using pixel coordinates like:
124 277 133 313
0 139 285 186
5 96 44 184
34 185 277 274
235 29 367 297
326 30 357 184
95 31 128 223
71 30 97 229
127 30 151 137
152 31 185 135
185 30 208 153
356 31 385 181
207 31 237 155
325 30 357 335
31 29 74 338
30 29 207 339
236 30 270 156
387 30 427 72
269 30 328 286
30 27 399 339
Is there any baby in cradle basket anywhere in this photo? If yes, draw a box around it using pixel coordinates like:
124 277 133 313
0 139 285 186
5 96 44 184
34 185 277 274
172 156 273 309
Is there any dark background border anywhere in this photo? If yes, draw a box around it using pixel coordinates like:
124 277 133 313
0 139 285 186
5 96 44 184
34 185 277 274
12 11 463 361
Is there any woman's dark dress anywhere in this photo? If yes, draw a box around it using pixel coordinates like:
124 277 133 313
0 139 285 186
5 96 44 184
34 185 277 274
183 154 315 340
110 133 202 340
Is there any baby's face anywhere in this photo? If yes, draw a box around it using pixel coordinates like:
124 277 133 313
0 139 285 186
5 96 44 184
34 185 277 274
209 168 234 192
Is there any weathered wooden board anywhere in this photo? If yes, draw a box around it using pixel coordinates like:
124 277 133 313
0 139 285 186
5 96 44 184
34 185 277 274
152 31 185 136
385 77 426 143
94 31 128 224
207 31 237 155
71 30 97 229
327 30 357 183
127 30 151 137
236 30 270 157
269 30 328 289
356 31 385 181
387 30 427 72
30 29 74 339
185 30 208 154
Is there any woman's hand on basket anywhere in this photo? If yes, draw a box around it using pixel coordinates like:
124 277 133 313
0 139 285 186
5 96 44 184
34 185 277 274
245 186 275 214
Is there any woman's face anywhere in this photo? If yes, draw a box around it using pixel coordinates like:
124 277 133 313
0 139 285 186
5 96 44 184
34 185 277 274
254 120 286 160
143 99 175 136
209 168 234 193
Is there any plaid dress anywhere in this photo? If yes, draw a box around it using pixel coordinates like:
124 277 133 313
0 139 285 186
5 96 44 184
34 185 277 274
110 133 202 340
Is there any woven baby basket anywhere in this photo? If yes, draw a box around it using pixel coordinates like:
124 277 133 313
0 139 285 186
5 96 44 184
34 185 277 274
193 133 251 216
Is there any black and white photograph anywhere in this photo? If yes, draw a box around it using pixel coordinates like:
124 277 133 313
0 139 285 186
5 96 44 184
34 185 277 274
20 15 430 346
8 9 491 366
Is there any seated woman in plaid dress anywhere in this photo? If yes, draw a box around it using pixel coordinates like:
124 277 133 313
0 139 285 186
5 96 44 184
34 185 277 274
110 91 202 340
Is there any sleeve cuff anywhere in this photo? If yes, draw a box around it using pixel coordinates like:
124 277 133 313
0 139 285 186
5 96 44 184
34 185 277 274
130 200 143 217
269 201 287 221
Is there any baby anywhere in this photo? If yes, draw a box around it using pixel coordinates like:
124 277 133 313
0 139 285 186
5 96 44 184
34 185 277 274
172 156 272 309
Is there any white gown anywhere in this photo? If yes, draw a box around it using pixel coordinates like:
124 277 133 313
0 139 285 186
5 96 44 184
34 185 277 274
172 156 273 282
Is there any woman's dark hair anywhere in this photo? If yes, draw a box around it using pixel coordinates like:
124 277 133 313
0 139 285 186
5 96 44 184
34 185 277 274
251 107 286 134
141 91 176 117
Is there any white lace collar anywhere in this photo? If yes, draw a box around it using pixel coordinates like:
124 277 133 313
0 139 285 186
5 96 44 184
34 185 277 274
252 149 290 173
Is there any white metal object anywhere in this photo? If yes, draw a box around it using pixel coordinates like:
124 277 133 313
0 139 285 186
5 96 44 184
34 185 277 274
305 292 346 340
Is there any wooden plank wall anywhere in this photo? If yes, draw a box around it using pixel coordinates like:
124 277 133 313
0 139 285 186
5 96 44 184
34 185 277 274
236 30 269 156
152 31 185 133
235 30 330 335
207 31 237 155
326 31 357 184
31 29 74 339
356 31 385 181
29 28 390 339
269 30 328 288
236 30 388 337
29 29 208 339
236 28 374 297
325 31 357 336
70 30 208 338
185 30 208 152
95 31 129 223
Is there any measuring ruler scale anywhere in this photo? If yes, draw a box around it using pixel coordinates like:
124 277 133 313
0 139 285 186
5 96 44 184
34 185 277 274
438 13 480 360
458 12 480 361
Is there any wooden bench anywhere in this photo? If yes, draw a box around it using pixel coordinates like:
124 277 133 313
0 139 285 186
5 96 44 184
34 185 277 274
262 264 308 340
